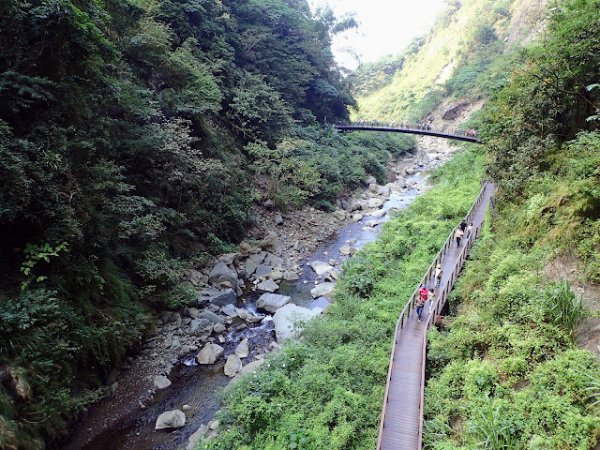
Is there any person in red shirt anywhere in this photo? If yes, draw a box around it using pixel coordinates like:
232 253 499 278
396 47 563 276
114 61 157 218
416 285 428 322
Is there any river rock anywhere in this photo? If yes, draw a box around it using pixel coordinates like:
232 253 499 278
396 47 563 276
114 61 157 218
257 293 290 313
255 264 272 278
339 244 357 256
237 308 265 323
235 338 250 358
273 304 323 342
186 307 200 318
186 425 208 450
352 213 363 222
370 209 387 218
265 253 284 269
155 410 186 430
198 310 225 325
218 253 236 265
365 175 377 185
310 261 334 276
257 279 279 292
196 343 224 365
220 304 238 318
269 270 284 281
197 287 237 307
332 210 347 221
153 375 172 390
189 318 213 335
224 354 242 377
310 282 335 298
208 263 240 295
213 323 226 334
230 359 266 385
245 258 259 276
367 198 384 209
283 271 299 281
185 269 205 287
368 183 379 193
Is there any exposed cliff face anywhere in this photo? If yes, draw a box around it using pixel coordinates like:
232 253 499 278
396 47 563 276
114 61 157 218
352 0 549 122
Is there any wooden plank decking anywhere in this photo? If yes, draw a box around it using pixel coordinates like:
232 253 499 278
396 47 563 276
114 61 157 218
377 182 496 450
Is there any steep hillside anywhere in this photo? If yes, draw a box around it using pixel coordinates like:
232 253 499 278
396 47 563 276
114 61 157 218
351 0 548 122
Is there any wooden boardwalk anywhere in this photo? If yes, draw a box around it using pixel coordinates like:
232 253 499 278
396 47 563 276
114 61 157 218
377 182 496 450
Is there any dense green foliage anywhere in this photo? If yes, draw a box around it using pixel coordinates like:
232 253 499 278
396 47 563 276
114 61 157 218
200 150 483 449
0 1 417 448
424 1 600 448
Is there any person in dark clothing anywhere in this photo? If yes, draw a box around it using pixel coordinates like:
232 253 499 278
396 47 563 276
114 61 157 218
459 220 467 232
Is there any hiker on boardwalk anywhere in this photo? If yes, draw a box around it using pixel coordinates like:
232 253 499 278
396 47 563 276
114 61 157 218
416 285 428 322
466 222 474 239
455 227 464 246
459 220 467 232
428 288 436 314
434 263 443 287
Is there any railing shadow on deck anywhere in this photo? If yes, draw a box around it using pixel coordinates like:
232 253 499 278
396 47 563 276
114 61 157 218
376 181 495 450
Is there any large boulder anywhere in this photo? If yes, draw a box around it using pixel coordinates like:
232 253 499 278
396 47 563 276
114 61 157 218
367 198 384 209
283 271 299 281
310 282 336 298
230 359 266 385
235 338 250 358
257 293 291 313
153 375 172 390
196 343 224 365
208 263 240 295
265 253 284 269
310 261 334 277
197 287 237 307
370 209 387 219
189 318 213 335
155 410 186 430
224 354 242 377
273 304 323 342
237 308 265 323
255 264 272 278
257 279 279 292
198 310 225 325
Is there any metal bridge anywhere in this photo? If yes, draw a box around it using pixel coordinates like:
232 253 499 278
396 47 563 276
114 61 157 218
377 182 496 449
334 122 481 143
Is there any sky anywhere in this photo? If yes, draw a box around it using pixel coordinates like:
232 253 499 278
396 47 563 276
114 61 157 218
308 0 447 69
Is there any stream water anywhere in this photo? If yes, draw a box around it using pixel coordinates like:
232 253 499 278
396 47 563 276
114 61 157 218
62 170 428 450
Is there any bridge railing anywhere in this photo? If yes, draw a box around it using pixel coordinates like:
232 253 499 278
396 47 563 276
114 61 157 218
376 182 492 450
335 121 478 139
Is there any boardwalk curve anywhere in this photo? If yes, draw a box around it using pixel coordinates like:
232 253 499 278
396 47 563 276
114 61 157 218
377 182 496 450
334 122 481 144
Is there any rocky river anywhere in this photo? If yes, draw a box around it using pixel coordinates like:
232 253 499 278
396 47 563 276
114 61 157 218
61 137 456 450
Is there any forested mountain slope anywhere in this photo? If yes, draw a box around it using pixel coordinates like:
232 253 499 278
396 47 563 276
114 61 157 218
0 1 418 448
351 0 548 121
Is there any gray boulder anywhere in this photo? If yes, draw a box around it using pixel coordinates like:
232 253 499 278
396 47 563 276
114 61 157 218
257 279 279 292
310 282 336 298
367 198 384 209
198 287 237 307
235 338 250 358
196 343 224 365
255 264 272 278
198 310 225 325
224 354 242 377
208 263 240 295
257 293 291 313
220 304 238 317
310 261 334 277
155 410 186 430
189 318 213 335
153 375 172 390
273 304 323 342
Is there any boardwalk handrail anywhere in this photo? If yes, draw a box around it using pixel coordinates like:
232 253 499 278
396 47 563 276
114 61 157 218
334 121 480 144
376 182 493 450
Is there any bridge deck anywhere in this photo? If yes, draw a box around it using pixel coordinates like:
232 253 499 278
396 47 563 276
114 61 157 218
378 183 495 449
334 124 480 143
